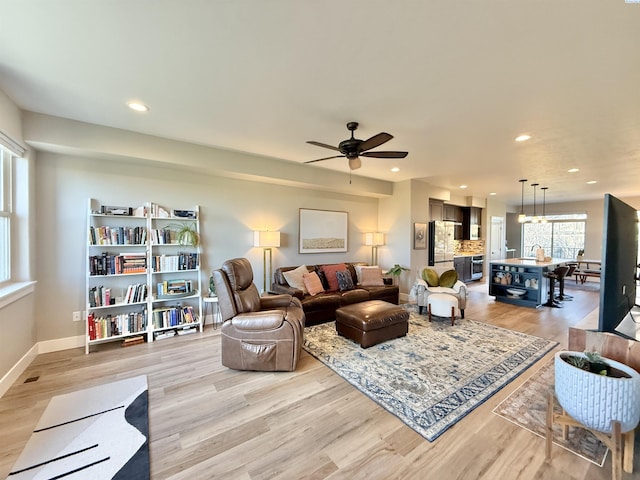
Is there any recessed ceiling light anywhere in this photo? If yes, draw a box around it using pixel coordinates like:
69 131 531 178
391 167 400 173
459 185 468 189
127 101 149 112
587 180 597 184
489 192 497 196
567 168 579 173
515 134 531 142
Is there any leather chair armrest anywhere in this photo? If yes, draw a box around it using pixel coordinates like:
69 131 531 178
260 294 294 309
231 311 285 330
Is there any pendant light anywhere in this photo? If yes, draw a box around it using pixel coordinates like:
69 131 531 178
540 187 548 224
531 183 539 223
518 179 527 223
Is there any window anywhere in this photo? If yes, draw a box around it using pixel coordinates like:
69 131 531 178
0 146 11 284
522 213 587 259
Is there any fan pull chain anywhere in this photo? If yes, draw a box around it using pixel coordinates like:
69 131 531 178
349 170 352 184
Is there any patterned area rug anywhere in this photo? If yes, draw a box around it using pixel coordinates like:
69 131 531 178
303 306 557 441
8 375 149 479
493 361 608 466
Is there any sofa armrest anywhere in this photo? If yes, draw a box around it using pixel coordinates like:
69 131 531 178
270 283 304 299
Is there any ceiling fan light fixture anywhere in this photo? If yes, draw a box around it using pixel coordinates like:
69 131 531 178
348 157 362 170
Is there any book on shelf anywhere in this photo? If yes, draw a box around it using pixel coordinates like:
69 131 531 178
88 309 148 340
151 252 199 272
152 304 198 329
88 226 146 246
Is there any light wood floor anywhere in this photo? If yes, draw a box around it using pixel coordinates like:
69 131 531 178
2 282 638 479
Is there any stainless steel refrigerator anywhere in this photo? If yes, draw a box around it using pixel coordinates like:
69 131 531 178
428 221 456 267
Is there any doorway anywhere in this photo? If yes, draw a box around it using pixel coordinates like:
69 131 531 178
490 216 505 261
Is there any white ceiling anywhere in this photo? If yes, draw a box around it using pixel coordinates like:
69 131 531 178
1 1 639 206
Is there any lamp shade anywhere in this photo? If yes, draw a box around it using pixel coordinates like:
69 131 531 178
364 232 385 246
254 230 281 248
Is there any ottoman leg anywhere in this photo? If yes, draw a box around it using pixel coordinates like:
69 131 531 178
428 304 432 322
451 306 455 326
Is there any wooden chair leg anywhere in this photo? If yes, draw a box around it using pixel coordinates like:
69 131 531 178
545 392 554 460
623 429 635 473
612 421 622 480
428 304 432 322
451 306 455 326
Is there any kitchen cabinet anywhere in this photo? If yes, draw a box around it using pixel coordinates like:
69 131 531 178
429 199 444 222
444 204 463 222
463 207 482 240
454 256 472 282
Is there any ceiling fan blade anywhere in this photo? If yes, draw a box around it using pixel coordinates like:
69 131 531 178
361 151 408 158
304 155 345 164
306 141 340 152
359 132 393 152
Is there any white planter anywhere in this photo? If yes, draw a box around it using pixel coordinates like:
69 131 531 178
554 351 640 433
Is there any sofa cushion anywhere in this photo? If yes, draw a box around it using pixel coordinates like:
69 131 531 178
360 266 384 286
354 264 378 284
283 264 309 293
422 268 440 287
336 270 355 291
439 269 458 288
321 263 347 291
303 271 325 296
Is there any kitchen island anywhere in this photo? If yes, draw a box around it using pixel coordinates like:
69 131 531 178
489 258 573 308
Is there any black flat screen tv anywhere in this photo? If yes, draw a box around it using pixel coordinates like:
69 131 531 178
598 194 638 334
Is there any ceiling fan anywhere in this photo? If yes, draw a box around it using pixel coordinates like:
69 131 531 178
305 122 408 170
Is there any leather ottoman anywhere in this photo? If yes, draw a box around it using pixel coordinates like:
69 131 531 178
335 300 409 348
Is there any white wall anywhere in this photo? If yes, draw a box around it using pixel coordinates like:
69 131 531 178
0 89 38 393
34 152 381 341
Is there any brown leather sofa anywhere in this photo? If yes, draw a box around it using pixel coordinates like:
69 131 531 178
212 258 305 371
271 263 399 326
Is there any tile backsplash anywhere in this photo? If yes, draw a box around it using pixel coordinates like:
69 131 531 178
454 240 485 254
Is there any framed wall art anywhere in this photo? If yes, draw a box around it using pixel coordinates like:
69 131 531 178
414 222 427 249
299 208 348 254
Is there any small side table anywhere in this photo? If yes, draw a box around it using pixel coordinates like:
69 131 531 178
203 296 222 329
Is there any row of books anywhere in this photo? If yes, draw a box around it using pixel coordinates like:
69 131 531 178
151 253 199 272
87 310 148 340
157 279 194 296
89 226 147 245
89 252 148 276
88 283 148 307
151 305 198 329
150 228 178 245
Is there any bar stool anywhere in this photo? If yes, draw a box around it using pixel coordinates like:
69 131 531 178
554 265 572 301
544 266 568 308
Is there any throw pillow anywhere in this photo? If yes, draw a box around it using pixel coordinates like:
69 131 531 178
422 268 439 287
354 265 379 284
283 264 309 294
321 263 347 291
439 269 458 288
360 267 384 286
303 271 325 296
335 270 355 291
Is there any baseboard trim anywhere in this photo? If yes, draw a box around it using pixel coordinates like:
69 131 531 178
37 335 84 354
0 343 38 398
0 335 85 398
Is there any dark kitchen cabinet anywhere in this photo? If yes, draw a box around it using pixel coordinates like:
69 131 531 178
429 199 444 222
454 256 472 282
463 207 482 240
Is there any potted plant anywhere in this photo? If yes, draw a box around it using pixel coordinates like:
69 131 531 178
385 264 410 286
554 350 640 433
170 222 199 246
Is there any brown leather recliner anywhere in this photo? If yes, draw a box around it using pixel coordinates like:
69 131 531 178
212 258 305 371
